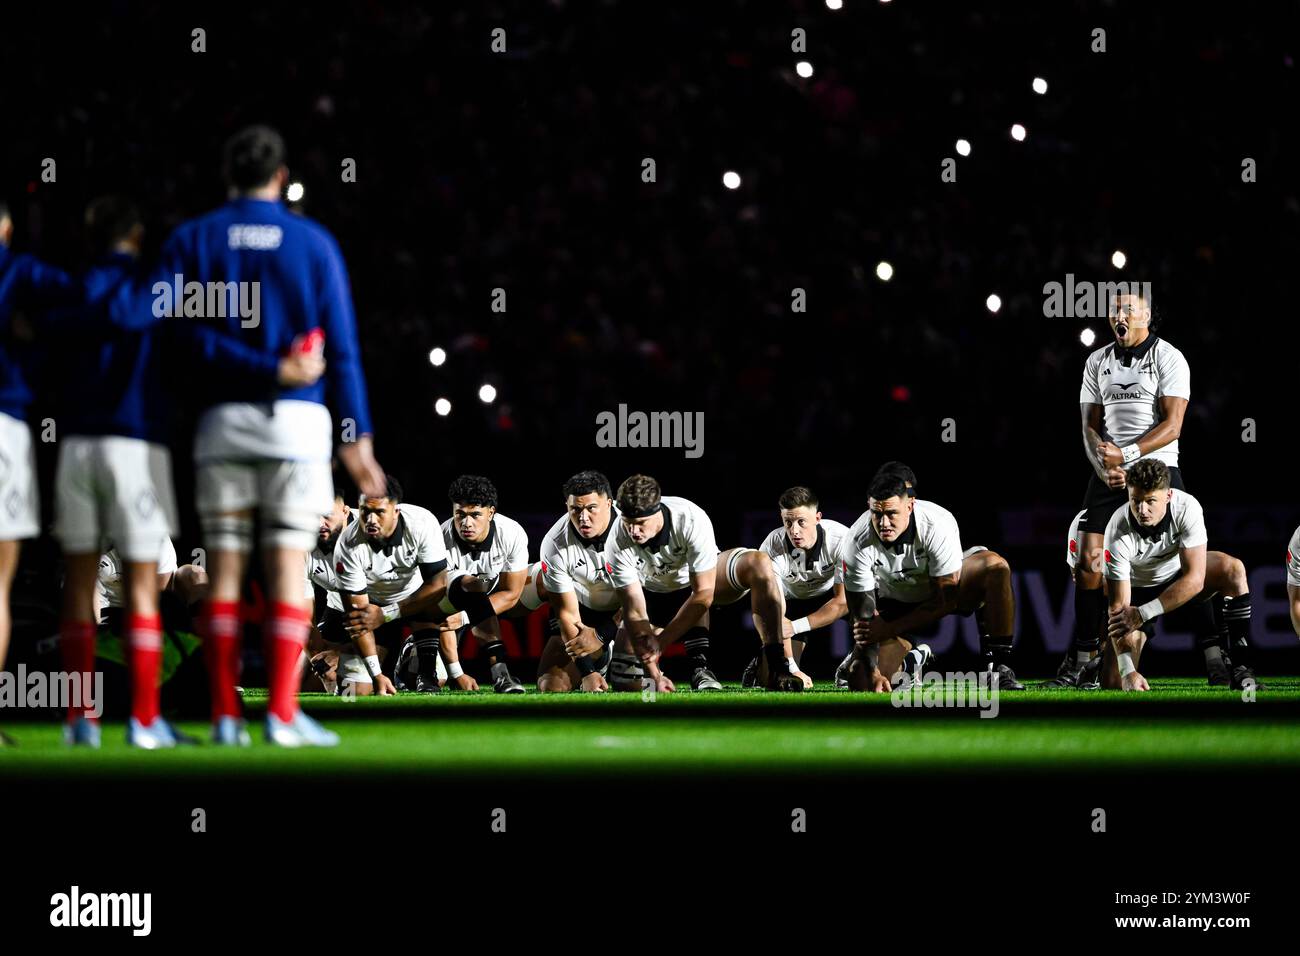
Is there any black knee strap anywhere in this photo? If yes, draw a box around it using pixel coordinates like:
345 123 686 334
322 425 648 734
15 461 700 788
448 577 496 628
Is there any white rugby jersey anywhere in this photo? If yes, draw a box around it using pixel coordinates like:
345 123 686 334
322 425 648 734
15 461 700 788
539 512 621 611
839 499 963 602
1065 509 1088 570
337 503 449 605
303 509 358 610
1079 335 1190 469
1285 526 1300 588
761 519 850 600
98 538 179 610
604 496 719 594
1103 489 1207 588
441 513 530 592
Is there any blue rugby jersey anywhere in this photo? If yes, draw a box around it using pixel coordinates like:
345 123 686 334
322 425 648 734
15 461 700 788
109 197 372 436
0 246 77 419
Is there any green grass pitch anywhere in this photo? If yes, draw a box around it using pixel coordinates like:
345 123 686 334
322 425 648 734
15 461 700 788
3 677 1298 778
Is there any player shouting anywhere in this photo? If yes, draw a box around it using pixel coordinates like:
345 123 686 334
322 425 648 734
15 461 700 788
1063 289 1192 687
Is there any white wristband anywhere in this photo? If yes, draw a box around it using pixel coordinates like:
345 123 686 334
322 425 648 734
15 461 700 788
1121 443 1142 465
1137 598 1164 623
364 655 381 678
447 662 464 679
381 603 401 623
786 656 800 674
1117 651 1136 678
791 617 811 635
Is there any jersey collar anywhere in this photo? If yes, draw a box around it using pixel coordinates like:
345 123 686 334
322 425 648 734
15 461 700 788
581 515 615 553
643 503 674 552
884 517 918 554
461 518 497 556
370 513 407 556
1132 506 1173 541
1113 333 1159 368
786 524 825 560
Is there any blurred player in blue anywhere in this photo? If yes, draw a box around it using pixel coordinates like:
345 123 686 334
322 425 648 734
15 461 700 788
109 125 386 746
52 195 333 748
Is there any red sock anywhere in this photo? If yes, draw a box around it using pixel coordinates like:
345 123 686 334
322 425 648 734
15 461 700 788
60 619 97 721
126 613 163 725
266 602 311 722
201 600 242 721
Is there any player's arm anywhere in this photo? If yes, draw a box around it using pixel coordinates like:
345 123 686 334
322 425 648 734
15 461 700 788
1147 544 1206 617
1098 396 1189 470
846 589 890 692
487 568 527 616
866 572 961 643
657 566 714 646
341 590 395 695
618 579 673 690
787 583 848 637
1080 403 1112 480
362 561 448 624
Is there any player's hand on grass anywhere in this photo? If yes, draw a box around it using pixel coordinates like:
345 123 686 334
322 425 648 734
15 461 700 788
375 673 397 696
346 604 384 633
1108 605 1142 640
277 350 326 387
452 673 479 691
580 672 609 693
793 668 814 690
338 435 386 499
1121 671 1149 692
563 625 604 660
1104 465 1127 489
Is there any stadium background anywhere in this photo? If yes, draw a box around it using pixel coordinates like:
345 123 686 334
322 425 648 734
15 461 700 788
3 0 1299 679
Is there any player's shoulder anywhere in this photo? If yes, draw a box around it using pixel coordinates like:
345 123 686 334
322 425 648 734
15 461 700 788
760 526 787 554
1103 501 1132 540
818 518 852 549
396 502 438 533
664 495 713 532
1083 343 1114 368
914 499 958 531
1170 488 1204 518
1152 337 1189 368
491 512 528 543
846 509 875 544
541 513 573 549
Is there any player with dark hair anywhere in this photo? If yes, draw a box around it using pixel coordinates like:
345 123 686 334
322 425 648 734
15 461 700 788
535 470 622 692
0 198 77 745
1103 459 1254 690
99 125 387 745
841 464 1024 692
431 475 529 694
335 475 467 695
605 474 801 692
836 462 1022 689
741 486 848 688
1063 288 1195 687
